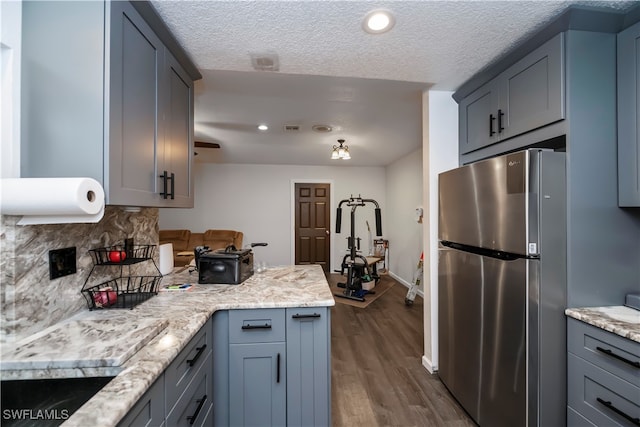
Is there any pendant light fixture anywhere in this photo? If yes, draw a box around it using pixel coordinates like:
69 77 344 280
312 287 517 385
331 139 351 160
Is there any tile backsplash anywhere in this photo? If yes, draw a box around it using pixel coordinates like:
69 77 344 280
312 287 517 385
0 206 159 344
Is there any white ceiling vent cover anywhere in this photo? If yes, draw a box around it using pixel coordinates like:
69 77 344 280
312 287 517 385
250 53 280 71
284 125 300 132
312 124 333 133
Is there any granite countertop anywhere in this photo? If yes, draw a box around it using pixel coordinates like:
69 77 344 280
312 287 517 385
565 306 640 343
0 264 334 427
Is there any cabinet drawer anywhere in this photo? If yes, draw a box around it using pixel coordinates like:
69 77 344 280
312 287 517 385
229 308 285 344
117 375 165 427
568 353 640 427
568 318 640 387
165 320 212 409
166 351 213 427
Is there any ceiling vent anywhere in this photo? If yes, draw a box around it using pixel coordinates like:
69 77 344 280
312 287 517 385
250 53 279 72
284 125 300 132
312 124 333 133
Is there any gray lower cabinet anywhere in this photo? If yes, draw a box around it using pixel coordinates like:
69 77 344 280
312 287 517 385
286 307 331 427
213 307 331 427
118 375 166 427
459 33 564 154
229 342 287 426
567 318 640 426
21 1 194 208
618 20 640 207
119 318 213 427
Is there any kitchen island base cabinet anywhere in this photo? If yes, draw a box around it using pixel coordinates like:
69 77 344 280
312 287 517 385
286 307 331 427
213 307 331 426
229 343 286 426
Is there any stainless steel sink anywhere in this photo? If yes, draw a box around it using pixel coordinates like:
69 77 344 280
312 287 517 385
1 376 114 426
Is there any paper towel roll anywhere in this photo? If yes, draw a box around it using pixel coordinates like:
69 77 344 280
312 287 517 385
0 177 105 225
159 243 174 275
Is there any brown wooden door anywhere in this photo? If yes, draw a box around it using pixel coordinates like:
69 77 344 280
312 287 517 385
295 183 330 272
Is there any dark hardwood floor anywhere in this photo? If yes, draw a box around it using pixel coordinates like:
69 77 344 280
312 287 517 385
330 276 475 427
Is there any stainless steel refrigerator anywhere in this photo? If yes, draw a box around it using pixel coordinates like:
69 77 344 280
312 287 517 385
438 149 567 427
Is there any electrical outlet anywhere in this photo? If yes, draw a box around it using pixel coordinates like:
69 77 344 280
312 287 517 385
49 247 77 280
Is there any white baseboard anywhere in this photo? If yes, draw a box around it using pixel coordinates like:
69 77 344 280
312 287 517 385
422 355 437 374
389 271 424 299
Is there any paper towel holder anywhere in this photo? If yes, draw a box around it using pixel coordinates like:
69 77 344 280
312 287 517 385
0 177 106 226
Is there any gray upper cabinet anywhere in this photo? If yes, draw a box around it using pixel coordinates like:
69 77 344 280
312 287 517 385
458 80 499 154
618 20 640 207
109 1 163 206
160 53 194 206
21 1 195 208
459 33 565 154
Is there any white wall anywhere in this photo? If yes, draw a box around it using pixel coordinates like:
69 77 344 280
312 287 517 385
160 162 387 272
1 0 21 178
385 148 424 288
422 90 458 373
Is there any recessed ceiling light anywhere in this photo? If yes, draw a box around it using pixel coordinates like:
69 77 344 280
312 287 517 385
257 124 269 131
363 9 395 34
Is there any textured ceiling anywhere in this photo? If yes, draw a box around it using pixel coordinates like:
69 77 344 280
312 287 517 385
150 0 636 166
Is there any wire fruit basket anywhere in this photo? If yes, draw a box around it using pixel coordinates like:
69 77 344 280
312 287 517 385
82 276 162 309
88 244 155 265
81 244 162 310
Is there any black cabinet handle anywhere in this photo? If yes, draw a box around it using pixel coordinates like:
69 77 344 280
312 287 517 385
596 346 640 368
186 344 207 367
498 109 504 133
187 394 207 425
489 114 496 136
159 171 168 199
596 397 640 426
292 313 321 319
169 172 175 199
277 353 281 383
241 323 272 330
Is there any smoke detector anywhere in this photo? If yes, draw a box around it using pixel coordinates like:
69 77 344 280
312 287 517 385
312 124 333 133
250 53 280 71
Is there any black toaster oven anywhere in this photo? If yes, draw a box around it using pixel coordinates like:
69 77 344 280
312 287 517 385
197 247 254 284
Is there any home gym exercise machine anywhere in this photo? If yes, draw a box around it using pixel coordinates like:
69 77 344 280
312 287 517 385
334 195 382 302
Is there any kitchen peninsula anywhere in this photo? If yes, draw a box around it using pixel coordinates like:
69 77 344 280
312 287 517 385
0 264 334 427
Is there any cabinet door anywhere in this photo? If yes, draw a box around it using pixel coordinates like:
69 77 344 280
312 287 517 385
159 52 194 208
500 33 565 140
458 80 499 154
286 307 331 427
108 1 163 206
618 21 640 207
229 342 286 427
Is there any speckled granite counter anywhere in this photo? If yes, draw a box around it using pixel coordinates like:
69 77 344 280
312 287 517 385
0 264 334 427
565 306 640 343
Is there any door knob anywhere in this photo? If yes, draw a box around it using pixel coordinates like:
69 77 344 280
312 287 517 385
325 230 330 235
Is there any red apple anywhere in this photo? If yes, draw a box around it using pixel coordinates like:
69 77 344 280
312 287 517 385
93 287 118 307
108 250 126 263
